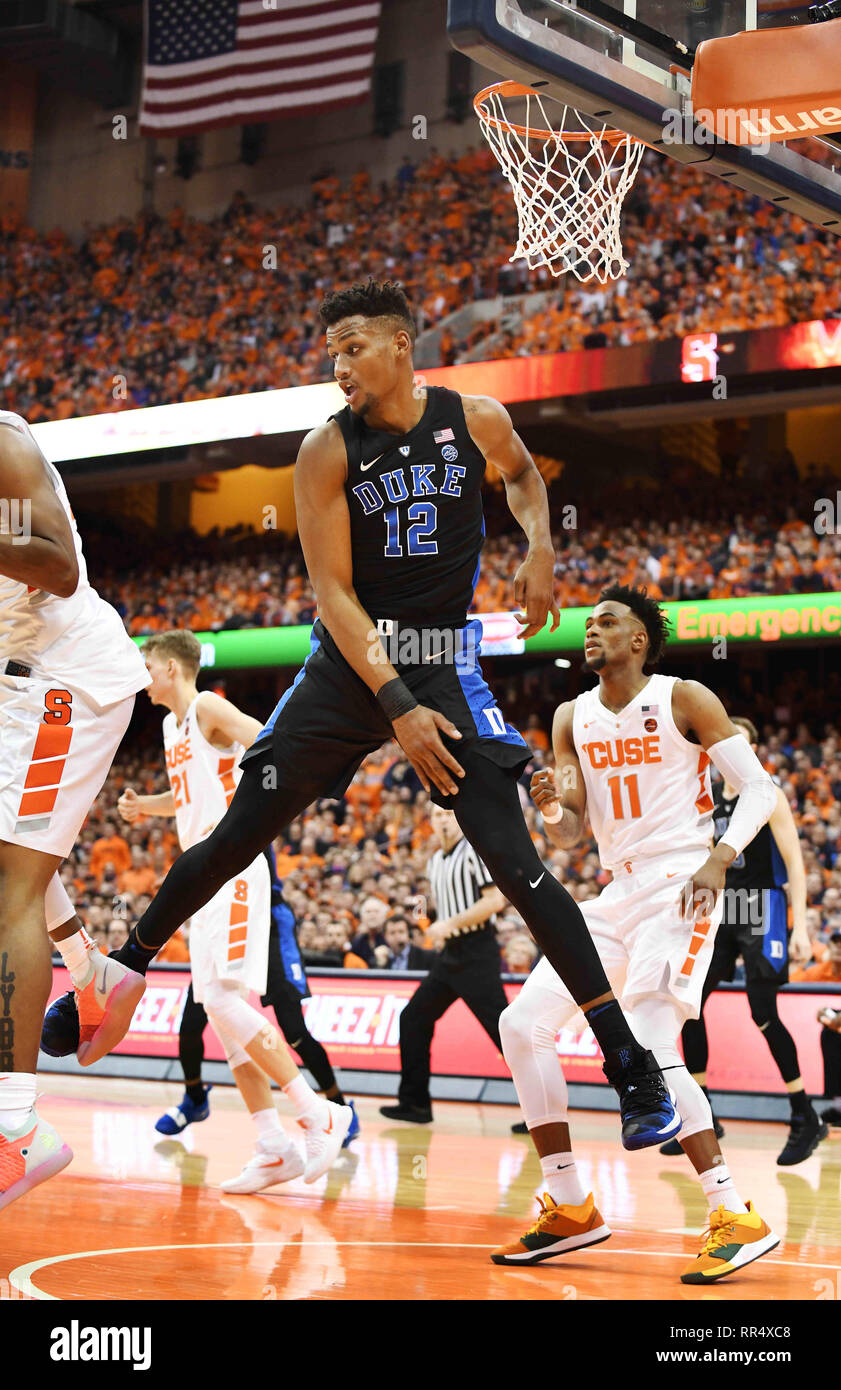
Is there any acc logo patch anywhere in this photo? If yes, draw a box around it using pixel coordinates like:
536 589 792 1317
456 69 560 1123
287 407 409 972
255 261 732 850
440 443 459 462
644 718 657 732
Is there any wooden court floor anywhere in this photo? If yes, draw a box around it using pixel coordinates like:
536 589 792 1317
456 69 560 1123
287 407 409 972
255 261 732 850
2 1076 838 1301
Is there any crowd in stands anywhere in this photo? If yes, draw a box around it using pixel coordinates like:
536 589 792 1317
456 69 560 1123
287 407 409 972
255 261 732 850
3 144 841 424
80 466 841 640
60 709 841 982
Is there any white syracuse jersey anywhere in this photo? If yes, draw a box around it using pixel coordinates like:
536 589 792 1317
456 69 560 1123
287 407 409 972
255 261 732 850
572 673 714 871
0 410 149 707
161 694 242 851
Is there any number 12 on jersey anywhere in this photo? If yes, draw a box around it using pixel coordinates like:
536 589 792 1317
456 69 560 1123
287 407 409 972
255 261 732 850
384 503 438 557
607 772 642 819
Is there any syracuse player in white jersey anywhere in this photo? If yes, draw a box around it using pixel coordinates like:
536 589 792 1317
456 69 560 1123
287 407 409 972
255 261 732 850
494 584 781 1285
119 630 352 1186
0 409 150 1212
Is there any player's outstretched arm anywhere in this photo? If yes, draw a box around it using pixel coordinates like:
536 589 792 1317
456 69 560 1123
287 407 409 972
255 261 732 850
0 421 79 596
768 786 810 962
118 786 175 820
529 701 587 848
294 422 465 798
195 691 263 749
462 395 559 640
672 680 778 920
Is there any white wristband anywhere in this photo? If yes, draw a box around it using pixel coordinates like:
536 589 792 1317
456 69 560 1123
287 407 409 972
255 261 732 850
541 803 563 824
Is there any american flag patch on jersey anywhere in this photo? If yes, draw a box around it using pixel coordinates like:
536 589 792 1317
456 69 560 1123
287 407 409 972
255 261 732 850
641 704 659 714
434 428 455 443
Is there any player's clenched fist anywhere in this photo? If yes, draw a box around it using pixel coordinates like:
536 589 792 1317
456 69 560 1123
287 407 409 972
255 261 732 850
118 785 141 823
530 767 560 816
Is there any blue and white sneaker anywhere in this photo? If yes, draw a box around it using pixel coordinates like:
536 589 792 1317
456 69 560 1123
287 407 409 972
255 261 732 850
603 1047 681 1151
155 1085 213 1136
341 1099 360 1149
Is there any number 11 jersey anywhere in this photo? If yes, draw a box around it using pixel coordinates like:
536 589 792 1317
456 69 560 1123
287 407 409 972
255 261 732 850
571 673 715 872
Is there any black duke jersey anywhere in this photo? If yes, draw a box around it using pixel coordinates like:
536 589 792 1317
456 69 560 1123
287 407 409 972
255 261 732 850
332 385 486 626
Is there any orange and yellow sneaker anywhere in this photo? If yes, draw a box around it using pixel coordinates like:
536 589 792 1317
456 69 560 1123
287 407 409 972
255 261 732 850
75 948 146 1066
0 1110 73 1213
680 1201 779 1284
491 1192 611 1266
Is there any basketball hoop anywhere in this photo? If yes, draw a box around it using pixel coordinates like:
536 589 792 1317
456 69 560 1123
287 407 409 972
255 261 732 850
474 81 646 284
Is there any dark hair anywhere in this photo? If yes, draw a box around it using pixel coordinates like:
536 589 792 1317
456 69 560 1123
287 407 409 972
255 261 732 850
318 278 416 342
597 582 670 668
731 715 759 744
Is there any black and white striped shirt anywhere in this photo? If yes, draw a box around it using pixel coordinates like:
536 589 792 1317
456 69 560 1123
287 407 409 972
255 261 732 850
426 836 495 936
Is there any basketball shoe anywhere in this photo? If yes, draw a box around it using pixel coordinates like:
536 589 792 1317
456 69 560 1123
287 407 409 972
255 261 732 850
299 1100 353 1183
75 949 146 1066
0 1110 73 1212
491 1193 611 1265
603 1045 681 1150
155 1086 213 1135
680 1201 779 1283
220 1139 306 1193
41 945 145 1066
341 1098 360 1148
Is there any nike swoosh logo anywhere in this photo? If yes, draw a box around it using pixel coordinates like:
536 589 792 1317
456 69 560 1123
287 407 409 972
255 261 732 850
263 1156 291 1169
666 872 680 878
95 962 111 1004
529 873 545 889
325 1113 333 1135
360 452 386 472
424 649 448 662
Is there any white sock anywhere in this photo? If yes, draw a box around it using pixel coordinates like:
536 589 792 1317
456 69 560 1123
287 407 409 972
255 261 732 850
54 929 95 989
0 1072 37 1130
539 1151 587 1207
282 1075 325 1123
698 1163 747 1214
252 1107 289 1149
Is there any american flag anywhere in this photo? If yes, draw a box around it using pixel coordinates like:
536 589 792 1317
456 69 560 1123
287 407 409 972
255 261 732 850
139 0 382 137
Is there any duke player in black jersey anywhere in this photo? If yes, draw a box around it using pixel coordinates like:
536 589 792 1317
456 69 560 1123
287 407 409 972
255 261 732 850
50 279 679 1149
661 716 825 1166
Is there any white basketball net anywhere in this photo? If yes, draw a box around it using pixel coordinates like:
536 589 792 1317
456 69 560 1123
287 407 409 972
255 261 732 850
475 84 646 284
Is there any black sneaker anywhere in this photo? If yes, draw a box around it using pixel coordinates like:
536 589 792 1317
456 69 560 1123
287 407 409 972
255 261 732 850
820 1105 841 1127
776 1111 828 1166
660 1111 724 1155
511 1121 529 1135
603 1046 681 1151
378 1104 433 1124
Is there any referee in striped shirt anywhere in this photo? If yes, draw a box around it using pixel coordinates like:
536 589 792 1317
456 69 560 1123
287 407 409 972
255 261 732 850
380 804 508 1123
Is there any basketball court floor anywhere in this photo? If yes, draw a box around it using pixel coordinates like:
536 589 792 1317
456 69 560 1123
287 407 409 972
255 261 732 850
3 1076 838 1301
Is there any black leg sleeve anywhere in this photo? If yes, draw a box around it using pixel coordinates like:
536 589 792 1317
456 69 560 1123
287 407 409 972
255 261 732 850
270 979 338 1094
134 756 354 955
448 747 612 1007
178 983 207 1084
747 978 802 1085
680 957 725 1076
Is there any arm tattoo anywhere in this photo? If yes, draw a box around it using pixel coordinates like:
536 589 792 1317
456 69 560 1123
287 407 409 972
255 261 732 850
0 952 15 1069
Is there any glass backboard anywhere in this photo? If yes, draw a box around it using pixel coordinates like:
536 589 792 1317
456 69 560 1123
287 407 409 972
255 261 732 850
447 0 841 230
